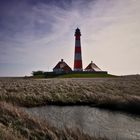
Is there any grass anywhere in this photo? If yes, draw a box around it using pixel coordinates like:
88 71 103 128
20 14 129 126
0 123 25 140
0 75 140 114
31 72 114 78
0 101 107 140
0 76 140 139
57 73 115 78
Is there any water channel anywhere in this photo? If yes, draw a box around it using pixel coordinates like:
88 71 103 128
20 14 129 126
25 106 140 140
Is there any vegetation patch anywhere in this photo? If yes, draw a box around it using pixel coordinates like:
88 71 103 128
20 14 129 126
31 71 115 78
0 76 140 114
57 73 115 78
0 101 107 140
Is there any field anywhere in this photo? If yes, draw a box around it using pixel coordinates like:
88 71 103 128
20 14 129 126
0 76 140 113
0 76 140 139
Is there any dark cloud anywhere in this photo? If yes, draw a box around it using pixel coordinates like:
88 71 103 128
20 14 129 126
0 0 94 43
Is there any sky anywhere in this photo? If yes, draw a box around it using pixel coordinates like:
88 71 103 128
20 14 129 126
0 0 140 76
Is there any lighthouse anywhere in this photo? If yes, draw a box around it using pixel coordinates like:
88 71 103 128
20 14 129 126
74 28 83 71
51 28 107 75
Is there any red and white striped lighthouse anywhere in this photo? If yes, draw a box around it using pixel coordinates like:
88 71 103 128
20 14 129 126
74 28 83 71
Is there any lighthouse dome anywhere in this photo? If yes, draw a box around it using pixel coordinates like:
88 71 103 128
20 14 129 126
75 28 81 36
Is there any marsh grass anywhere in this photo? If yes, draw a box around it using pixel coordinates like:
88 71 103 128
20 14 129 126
0 123 26 140
0 101 107 140
0 76 140 113
0 76 139 139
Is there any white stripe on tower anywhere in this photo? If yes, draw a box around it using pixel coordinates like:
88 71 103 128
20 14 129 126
75 40 80 47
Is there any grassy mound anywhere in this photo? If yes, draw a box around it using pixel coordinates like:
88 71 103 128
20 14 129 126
0 101 107 140
57 73 115 78
31 71 114 78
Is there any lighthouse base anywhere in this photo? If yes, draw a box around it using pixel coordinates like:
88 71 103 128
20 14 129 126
74 69 83 72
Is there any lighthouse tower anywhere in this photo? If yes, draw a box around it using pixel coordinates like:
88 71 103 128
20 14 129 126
74 28 83 71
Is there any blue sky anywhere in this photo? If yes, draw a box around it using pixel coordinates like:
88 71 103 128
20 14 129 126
0 0 140 76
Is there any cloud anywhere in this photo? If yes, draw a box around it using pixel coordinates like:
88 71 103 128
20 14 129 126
0 0 140 76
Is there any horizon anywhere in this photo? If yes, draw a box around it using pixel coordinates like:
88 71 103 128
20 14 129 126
0 0 140 76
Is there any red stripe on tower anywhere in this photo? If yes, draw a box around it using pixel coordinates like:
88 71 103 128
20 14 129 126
74 28 83 71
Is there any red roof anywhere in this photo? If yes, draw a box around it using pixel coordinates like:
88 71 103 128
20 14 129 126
85 61 101 71
53 59 72 72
